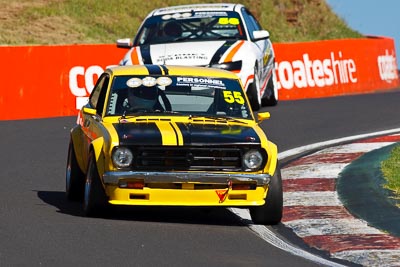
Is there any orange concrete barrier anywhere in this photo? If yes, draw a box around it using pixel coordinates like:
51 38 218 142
0 44 126 120
0 37 398 120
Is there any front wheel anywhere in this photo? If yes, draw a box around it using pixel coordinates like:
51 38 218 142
250 165 283 225
66 141 85 201
83 152 109 217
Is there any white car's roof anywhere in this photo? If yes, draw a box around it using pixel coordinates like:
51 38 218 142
151 3 244 16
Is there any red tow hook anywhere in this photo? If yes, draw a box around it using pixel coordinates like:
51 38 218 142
215 180 233 203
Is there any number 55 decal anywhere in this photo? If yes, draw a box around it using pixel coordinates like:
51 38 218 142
223 91 245 104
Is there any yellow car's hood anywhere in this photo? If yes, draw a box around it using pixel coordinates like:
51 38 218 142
113 121 262 146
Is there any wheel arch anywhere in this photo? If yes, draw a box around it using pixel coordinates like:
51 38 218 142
245 60 258 92
70 126 85 174
244 60 262 111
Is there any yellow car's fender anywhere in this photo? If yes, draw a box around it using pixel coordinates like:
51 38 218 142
253 125 278 176
264 140 278 176
70 126 105 182
90 137 105 178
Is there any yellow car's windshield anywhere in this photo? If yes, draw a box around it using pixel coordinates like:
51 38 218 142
106 75 252 119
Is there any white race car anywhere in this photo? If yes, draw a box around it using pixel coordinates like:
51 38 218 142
117 3 278 110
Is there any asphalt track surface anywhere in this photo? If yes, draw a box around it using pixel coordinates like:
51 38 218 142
1 90 399 266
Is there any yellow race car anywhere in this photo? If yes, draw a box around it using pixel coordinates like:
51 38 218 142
66 65 282 225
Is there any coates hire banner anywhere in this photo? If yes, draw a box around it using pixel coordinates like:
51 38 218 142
275 37 398 100
0 37 398 120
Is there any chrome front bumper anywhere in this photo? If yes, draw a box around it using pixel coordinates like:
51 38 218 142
103 171 271 186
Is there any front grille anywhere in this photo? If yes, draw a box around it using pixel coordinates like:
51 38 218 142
131 146 243 171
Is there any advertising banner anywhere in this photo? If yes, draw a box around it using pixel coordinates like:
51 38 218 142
274 37 399 100
1 44 126 120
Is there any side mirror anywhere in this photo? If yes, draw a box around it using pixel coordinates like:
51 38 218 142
257 112 270 122
83 107 97 116
116 38 133 48
253 30 270 41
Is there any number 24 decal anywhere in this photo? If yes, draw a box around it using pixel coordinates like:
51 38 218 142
223 91 245 104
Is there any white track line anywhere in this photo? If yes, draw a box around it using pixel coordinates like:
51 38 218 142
229 208 346 267
282 163 348 179
283 191 341 206
278 128 400 160
314 142 395 154
332 250 400 266
284 218 384 237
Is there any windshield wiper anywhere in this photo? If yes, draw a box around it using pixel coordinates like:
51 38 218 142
188 115 248 124
173 36 194 42
215 36 242 40
118 110 180 122
160 110 180 114
118 110 139 122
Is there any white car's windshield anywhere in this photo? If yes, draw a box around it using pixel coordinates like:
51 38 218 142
135 11 246 45
106 75 252 119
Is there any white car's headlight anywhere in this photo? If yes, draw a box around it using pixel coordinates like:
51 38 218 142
243 150 264 171
112 147 133 168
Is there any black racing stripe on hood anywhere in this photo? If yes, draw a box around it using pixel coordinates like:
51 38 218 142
140 45 153 64
113 123 162 146
144 64 163 75
209 40 237 65
175 123 261 145
160 65 169 75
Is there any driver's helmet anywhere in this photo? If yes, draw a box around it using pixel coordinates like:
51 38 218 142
127 87 158 110
164 21 182 37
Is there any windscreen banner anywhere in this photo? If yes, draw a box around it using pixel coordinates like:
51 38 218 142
0 37 398 120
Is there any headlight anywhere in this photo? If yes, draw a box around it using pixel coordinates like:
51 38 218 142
112 147 133 168
210 61 242 71
243 150 263 171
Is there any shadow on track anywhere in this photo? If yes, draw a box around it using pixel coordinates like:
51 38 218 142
36 190 252 226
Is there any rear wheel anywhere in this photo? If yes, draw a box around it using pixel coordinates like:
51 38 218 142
66 141 85 201
250 165 283 225
247 67 261 111
83 152 109 217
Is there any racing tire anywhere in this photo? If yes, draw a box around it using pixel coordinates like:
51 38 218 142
247 67 261 111
248 82 260 111
249 165 283 225
83 152 109 217
66 141 85 201
261 74 278 106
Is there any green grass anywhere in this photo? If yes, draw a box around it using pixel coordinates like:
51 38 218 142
381 145 400 207
0 0 363 45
